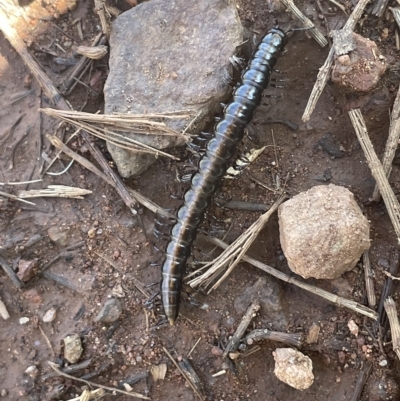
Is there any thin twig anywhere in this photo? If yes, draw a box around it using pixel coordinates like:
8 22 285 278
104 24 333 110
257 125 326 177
204 236 378 320
162 347 205 401
0 254 23 288
302 0 371 121
39 325 55 356
48 362 150 399
0 179 42 185
279 0 328 47
187 337 201 358
349 109 400 243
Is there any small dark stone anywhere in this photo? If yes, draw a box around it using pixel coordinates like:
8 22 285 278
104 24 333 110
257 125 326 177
95 298 123 323
318 135 344 158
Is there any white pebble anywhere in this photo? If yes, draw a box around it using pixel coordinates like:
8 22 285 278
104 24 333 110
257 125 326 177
43 307 57 323
19 317 29 325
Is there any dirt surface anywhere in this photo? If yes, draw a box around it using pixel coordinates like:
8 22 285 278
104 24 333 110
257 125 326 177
1 0 400 400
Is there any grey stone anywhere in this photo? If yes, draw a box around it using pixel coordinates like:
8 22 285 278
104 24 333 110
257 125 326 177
63 334 83 364
234 277 286 329
273 348 314 390
104 0 243 177
279 184 370 280
95 298 122 323
48 226 68 247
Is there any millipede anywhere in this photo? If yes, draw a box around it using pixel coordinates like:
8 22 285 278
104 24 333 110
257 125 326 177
160 27 288 325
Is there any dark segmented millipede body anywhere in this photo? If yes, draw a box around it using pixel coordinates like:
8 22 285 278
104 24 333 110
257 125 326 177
161 28 288 325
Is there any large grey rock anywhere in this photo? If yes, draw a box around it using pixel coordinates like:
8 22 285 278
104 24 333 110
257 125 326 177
234 277 287 329
278 184 370 280
104 0 243 177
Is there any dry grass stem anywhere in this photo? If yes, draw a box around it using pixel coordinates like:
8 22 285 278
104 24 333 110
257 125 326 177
279 0 328 47
0 179 42 186
363 251 376 308
94 0 109 36
371 79 400 202
76 45 108 59
187 196 285 291
0 190 36 205
163 347 205 401
48 362 150 399
204 236 378 320
302 0 371 121
41 108 191 160
349 109 400 243
47 134 172 218
223 300 260 358
384 297 400 360
18 185 92 199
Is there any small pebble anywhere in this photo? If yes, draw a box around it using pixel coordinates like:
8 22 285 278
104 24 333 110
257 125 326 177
63 334 83 363
43 307 57 323
0 389 8 396
17 260 37 282
211 346 224 356
25 365 38 378
379 359 388 367
347 319 359 337
19 317 30 325
88 228 96 238
95 298 122 323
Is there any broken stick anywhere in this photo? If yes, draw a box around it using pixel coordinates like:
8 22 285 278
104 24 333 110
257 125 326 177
204 236 378 320
384 297 400 361
246 329 302 347
223 300 260 359
371 84 400 202
349 109 400 243
302 0 371 121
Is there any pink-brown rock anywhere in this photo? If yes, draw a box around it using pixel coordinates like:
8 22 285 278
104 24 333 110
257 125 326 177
331 33 386 92
17 260 37 282
278 185 370 279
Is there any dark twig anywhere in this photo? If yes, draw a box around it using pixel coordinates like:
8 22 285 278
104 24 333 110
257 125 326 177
178 358 204 398
163 347 205 401
0 254 23 288
377 248 399 329
42 359 92 380
42 271 79 291
223 300 260 359
349 363 372 401
52 22 78 42
245 329 302 347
